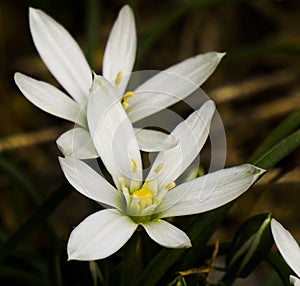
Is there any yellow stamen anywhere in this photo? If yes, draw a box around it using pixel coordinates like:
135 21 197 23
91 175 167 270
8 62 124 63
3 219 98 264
132 180 153 209
119 177 126 187
131 158 138 173
164 182 176 190
121 91 135 109
154 163 164 174
115 71 122 85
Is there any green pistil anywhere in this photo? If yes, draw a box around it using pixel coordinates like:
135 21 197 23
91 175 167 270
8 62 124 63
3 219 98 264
130 215 152 224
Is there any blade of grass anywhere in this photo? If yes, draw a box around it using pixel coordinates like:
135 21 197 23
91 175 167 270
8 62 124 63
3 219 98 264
250 129 300 170
137 204 231 286
137 0 243 64
266 251 292 286
0 156 41 205
0 184 71 264
249 107 300 163
137 128 300 285
85 0 100 68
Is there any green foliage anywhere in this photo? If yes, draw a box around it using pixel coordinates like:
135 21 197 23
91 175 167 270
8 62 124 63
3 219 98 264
225 213 273 278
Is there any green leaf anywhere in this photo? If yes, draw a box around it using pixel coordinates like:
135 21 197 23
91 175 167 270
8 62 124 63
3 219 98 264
0 184 70 264
137 108 300 286
266 251 293 286
137 0 244 63
249 107 300 163
137 204 231 286
0 156 41 205
225 213 273 278
250 129 300 170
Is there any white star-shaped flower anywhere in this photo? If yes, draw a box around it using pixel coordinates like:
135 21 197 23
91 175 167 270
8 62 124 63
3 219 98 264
271 219 300 286
14 5 224 158
58 81 265 260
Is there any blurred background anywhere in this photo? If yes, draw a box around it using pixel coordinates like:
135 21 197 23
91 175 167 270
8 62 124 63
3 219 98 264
0 0 299 285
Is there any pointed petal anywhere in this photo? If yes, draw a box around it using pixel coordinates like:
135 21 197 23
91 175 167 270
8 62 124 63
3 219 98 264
142 219 191 248
271 219 300 278
147 100 215 190
29 8 92 104
103 5 136 98
158 164 265 217
59 157 124 211
56 128 98 159
68 209 138 260
127 52 225 122
134 128 178 152
14 73 86 126
87 81 142 190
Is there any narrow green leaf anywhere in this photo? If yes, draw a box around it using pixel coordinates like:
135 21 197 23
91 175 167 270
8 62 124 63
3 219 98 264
250 129 300 170
249 107 300 163
0 156 41 205
137 204 231 286
137 0 243 63
85 0 100 68
266 251 292 286
0 184 71 264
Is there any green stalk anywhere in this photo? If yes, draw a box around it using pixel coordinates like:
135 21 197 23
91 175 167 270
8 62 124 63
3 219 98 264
0 184 71 264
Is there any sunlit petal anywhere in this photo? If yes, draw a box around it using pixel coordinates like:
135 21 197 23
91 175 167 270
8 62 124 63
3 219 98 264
87 80 142 190
56 128 98 159
68 209 137 260
142 219 191 248
14 73 86 126
59 157 124 211
29 8 92 104
134 128 178 152
147 100 215 190
158 164 265 217
271 219 300 278
127 52 225 122
103 5 136 97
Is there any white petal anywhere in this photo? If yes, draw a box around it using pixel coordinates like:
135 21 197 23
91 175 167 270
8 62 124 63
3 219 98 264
271 219 300 278
59 157 124 211
290 276 300 286
14 73 86 126
147 100 215 190
103 5 136 98
29 8 92 104
142 219 191 248
68 209 138 260
127 52 225 122
56 128 98 159
87 81 142 190
158 164 265 217
134 128 178 152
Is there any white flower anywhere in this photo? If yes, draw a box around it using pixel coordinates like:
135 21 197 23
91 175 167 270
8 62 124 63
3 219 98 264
271 219 300 286
14 5 224 159
58 82 265 260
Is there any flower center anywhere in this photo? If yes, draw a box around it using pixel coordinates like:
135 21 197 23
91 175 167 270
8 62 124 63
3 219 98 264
132 180 153 210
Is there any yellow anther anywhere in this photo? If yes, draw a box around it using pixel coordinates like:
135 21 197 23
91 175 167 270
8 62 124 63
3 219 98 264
132 180 152 197
132 180 153 209
131 159 138 173
115 71 122 85
164 182 176 191
119 177 126 187
121 91 135 109
154 163 164 174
